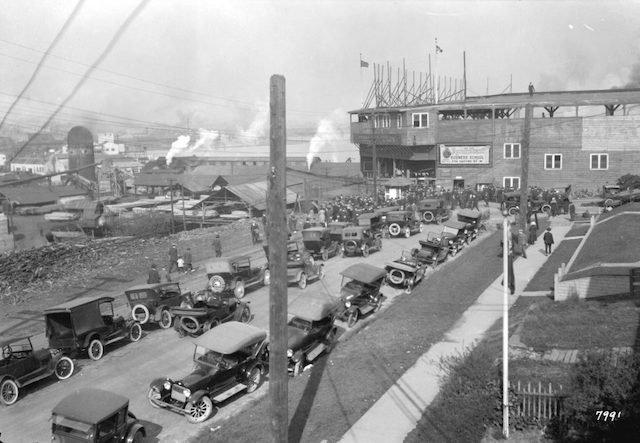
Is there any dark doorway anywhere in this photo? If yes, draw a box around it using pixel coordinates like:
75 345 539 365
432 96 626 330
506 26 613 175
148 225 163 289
453 179 464 189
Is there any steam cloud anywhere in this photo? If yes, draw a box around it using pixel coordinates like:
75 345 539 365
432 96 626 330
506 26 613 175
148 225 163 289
307 109 347 170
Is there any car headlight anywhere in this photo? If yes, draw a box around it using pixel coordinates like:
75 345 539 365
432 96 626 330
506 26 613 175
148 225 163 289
163 381 171 390
183 388 191 398
287 349 293 358
345 301 351 308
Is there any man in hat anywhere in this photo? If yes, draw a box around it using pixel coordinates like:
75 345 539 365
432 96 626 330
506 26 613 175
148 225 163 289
168 244 178 273
543 227 554 256
147 264 161 284
212 233 222 257
528 222 538 245
518 229 528 258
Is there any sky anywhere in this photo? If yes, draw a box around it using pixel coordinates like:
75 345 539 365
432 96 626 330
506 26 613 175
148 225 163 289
1 0 639 161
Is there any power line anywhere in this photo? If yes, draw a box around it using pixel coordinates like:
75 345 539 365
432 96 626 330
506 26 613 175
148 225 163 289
9 0 150 164
0 0 86 133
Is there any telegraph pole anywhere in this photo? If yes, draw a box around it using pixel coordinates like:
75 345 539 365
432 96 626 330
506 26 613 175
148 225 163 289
268 74 288 443
371 109 378 208
169 179 175 234
519 104 532 230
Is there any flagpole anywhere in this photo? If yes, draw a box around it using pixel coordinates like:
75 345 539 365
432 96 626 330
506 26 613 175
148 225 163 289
434 38 439 104
360 53 364 108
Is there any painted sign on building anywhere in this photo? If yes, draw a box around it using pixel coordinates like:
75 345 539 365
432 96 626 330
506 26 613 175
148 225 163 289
438 144 491 165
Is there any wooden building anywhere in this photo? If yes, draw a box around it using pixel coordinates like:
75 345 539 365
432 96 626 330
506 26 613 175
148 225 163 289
350 88 640 192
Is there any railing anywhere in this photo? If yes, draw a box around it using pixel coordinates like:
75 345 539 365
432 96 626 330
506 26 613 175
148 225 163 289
512 381 566 420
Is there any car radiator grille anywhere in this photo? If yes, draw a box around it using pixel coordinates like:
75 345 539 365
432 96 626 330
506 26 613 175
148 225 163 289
171 385 187 402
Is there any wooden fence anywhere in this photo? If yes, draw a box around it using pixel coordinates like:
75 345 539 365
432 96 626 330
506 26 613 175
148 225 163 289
512 381 566 420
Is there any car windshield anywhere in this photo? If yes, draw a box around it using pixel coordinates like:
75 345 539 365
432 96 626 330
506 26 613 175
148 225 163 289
288 317 312 332
52 414 94 439
194 345 226 369
344 279 364 292
287 243 299 253
386 213 406 222
442 226 460 236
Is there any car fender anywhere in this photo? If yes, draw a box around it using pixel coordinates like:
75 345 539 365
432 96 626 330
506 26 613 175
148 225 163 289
149 377 168 391
295 270 304 282
125 423 146 443
188 389 210 404
82 333 102 349
0 375 22 388
153 304 170 321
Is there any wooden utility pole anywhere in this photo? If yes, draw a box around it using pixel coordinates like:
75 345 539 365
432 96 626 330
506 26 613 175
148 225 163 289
181 184 186 231
268 74 288 443
169 179 175 234
371 109 378 208
519 103 532 230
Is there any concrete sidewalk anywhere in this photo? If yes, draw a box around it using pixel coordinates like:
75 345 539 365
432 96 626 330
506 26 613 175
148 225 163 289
339 217 572 443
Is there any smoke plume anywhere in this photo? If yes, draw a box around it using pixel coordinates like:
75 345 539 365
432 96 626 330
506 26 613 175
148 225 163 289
307 109 347 170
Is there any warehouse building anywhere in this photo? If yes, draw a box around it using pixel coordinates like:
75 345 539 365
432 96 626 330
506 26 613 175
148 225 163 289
349 88 640 192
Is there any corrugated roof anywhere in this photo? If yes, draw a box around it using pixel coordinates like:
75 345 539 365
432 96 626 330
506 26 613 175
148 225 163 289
0 185 85 205
225 181 297 210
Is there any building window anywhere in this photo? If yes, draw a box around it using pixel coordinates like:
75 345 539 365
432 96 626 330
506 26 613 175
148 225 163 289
544 154 562 170
590 153 608 170
503 143 521 159
504 176 520 189
412 113 429 128
375 114 391 128
396 114 402 129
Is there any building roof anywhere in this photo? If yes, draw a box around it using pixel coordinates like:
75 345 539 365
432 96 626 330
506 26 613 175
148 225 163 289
0 185 85 205
564 206 640 280
309 161 362 178
350 88 640 113
225 181 297 210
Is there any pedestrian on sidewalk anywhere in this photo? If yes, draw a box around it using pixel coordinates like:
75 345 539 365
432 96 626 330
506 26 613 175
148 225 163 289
543 227 554 256
168 243 178 273
147 264 160 284
528 221 538 245
212 233 222 257
518 229 528 258
184 247 193 272
160 266 172 282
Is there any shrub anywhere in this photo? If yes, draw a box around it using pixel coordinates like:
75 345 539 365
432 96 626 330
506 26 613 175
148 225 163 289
545 351 640 442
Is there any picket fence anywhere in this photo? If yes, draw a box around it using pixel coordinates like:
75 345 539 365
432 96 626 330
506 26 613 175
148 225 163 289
512 381 566 420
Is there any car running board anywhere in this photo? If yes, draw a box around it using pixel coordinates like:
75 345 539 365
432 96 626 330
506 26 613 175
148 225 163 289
307 343 326 362
213 383 247 403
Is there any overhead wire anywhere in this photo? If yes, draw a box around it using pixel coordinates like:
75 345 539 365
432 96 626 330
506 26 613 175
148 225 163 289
0 0 86 133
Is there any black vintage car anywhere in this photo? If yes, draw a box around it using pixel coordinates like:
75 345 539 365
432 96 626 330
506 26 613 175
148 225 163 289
385 210 423 238
170 289 251 337
503 191 551 217
417 198 450 224
384 250 427 294
338 263 387 327
301 227 341 260
357 212 387 237
414 232 450 269
440 220 468 256
264 241 324 289
341 225 383 257
44 296 142 361
148 322 268 423
1 336 74 405
457 209 484 242
51 388 146 442
286 295 340 376
205 255 270 299
327 221 353 244
125 282 192 329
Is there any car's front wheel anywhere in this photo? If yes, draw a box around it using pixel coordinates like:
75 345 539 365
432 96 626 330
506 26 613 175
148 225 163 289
87 339 104 361
388 223 401 236
186 396 215 423
508 206 519 216
404 227 411 238
347 310 359 328
0 378 19 405
246 367 262 393
293 356 306 376
132 430 144 443
362 244 370 257
129 323 142 342
203 318 220 332
240 306 251 323
234 281 246 299
148 387 163 409
54 356 74 380
159 309 173 329
298 273 308 289
405 279 415 294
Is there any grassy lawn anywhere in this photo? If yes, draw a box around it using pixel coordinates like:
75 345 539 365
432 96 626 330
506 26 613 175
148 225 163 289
520 296 640 351
565 223 590 237
524 238 581 292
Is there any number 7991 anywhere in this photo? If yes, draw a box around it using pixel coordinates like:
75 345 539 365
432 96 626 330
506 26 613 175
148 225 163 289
595 410 621 421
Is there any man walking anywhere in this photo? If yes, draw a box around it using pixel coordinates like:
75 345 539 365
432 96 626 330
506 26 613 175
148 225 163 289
183 247 193 272
528 222 538 245
212 233 222 257
543 227 554 256
168 244 178 273
518 229 528 259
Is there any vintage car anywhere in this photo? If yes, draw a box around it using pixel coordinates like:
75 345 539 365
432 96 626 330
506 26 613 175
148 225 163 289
205 255 270 299
125 282 192 329
600 186 640 209
440 220 469 256
286 295 339 376
44 296 142 361
51 388 146 442
170 288 251 337
338 263 387 327
502 191 551 216
327 221 353 244
417 198 450 224
357 212 387 237
385 210 423 238
0 336 74 405
413 232 450 269
148 322 268 423
384 250 427 294
457 209 484 242
301 227 341 260
341 225 383 257
264 241 324 289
